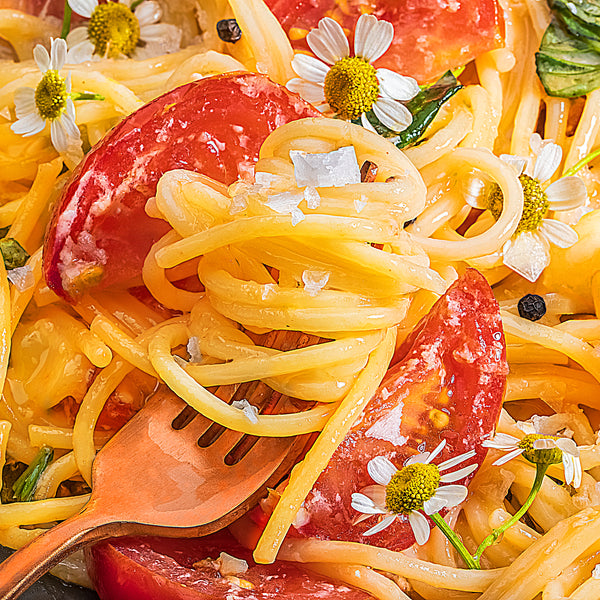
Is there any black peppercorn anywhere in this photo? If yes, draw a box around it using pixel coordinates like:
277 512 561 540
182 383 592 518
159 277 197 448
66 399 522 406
217 19 242 43
517 293 546 321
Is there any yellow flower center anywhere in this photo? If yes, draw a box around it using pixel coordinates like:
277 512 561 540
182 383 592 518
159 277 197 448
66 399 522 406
488 174 549 234
385 463 440 515
34 70 67 120
323 56 379 120
88 2 140 58
518 433 562 465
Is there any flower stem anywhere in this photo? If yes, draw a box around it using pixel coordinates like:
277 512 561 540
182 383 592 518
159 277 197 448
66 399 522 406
429 512 479 570
562 147 600 178
61 0 72 39
70 92 105 101
473 463 547 566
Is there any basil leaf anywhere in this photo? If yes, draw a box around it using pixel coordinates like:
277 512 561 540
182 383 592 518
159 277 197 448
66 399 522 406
359 71 462 149
536 19 600 96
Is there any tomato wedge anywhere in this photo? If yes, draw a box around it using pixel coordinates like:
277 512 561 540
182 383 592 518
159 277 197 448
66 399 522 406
43 72 320 302
86 530 372 600
265 0 504 84
295 268 507 550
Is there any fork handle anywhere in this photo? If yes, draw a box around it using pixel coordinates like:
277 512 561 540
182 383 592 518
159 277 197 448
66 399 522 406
0 507 111 600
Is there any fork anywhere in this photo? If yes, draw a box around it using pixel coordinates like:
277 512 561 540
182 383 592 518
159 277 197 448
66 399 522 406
0 333 313 599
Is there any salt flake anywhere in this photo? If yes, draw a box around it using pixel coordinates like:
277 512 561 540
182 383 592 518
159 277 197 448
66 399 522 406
354 194 368 213
593 564 600 579
232 399 259 424
303 186 321 209
229 194 248 215
265 191 303 214
7 265 34 292
187 336 202 364
291 207 305 226
290 146 361 188
302 270 330 296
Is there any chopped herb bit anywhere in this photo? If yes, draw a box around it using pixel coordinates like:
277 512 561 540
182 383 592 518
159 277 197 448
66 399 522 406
0 238 29 271
12 446 54 502
217 19 242 43
1 459 27 504
517 294 547 321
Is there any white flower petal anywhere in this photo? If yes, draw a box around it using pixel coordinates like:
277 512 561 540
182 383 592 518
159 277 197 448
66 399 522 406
500 154 527 176
66 26 89 48
372 97 412 132
351 492 387 514
354 14 393 63
66 40 95 64
438 448 475 471
68 0 96 18
65 96 75 120
33 44 51 72
440 463 478 483
286 78 326 103
135 0 162 26
502 231 550 283
539 218 578 248
359 484 387 508
363 514 396 536
291 53 329 83
426 440 447 464
50 118 68 152
408 511 430 545
492 447 524 466
11 112 45 136
14 87 36 118
533 438 554 450
563 453 582 488
430 485 468 509
367 456 397 486
482 433 520 450
50 38 67 71
555 437 579 457
60 111 80 141
515 421 537 435
139 23 179 44
316 102 331 113
546 176 587 211
376 68 419 101
306 17 349 65
532 142 562 182
423 495 448 515
529 132 543 155
360 112 377 133
405 452 430 466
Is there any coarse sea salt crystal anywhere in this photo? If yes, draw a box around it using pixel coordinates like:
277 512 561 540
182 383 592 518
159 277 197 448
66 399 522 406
187 336 202 364
354 194 368 213
7 264 34 292
254 171 280 189
229 194 248 215
304 186 321 209
302 270 330 296
593 564 600 579
265 191 303 214
291 207 305 226
290 146 361 188
232 399 260 424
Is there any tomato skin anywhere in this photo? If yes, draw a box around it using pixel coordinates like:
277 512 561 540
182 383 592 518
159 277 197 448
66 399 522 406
43 72 320 302
296 268 507 550
266 0 504 84
86 530 372 600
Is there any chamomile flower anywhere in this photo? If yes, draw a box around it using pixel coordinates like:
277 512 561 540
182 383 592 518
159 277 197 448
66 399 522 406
351 440 477 545
482 423 582 488
467 134 587 282
11 38 81 156
286 14 419 133
66 0 181 63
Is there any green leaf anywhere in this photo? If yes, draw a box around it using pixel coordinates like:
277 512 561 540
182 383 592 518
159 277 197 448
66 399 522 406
536 19 600 96
359 72 462 149
0 237 29 270
12 446 54 502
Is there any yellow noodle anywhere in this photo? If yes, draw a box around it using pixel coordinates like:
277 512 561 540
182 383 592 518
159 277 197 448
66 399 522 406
34 452 79 500
0 494 89 527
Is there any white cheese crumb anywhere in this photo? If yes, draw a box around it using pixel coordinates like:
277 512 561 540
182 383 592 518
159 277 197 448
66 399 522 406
354 194 368 213
303 186 321 209
593 564 600 579
229 194 248 215
232 399 259 424
7 264 34 292
302 270 330 296
290 146 361 188
186 336 202 364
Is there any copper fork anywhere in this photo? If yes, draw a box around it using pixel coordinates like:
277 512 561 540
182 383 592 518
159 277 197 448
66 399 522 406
0 377 310 599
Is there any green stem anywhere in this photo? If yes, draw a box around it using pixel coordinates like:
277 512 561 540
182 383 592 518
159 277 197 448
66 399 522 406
61 0 72 39
130 0 145 9
562 146 600 178
12 446 54 502
473 463 547 566
430 512 479 570
70 92 105 101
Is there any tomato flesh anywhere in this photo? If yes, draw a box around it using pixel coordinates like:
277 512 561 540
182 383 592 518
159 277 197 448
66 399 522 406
295 269 507 550
86 530 372 600
266 0 504 84
43 72 320 302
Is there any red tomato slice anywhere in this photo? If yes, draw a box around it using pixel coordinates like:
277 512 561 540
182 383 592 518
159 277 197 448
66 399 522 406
295 268 507 550
265 0 505 84
43 72 320 302
86 530 372 600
